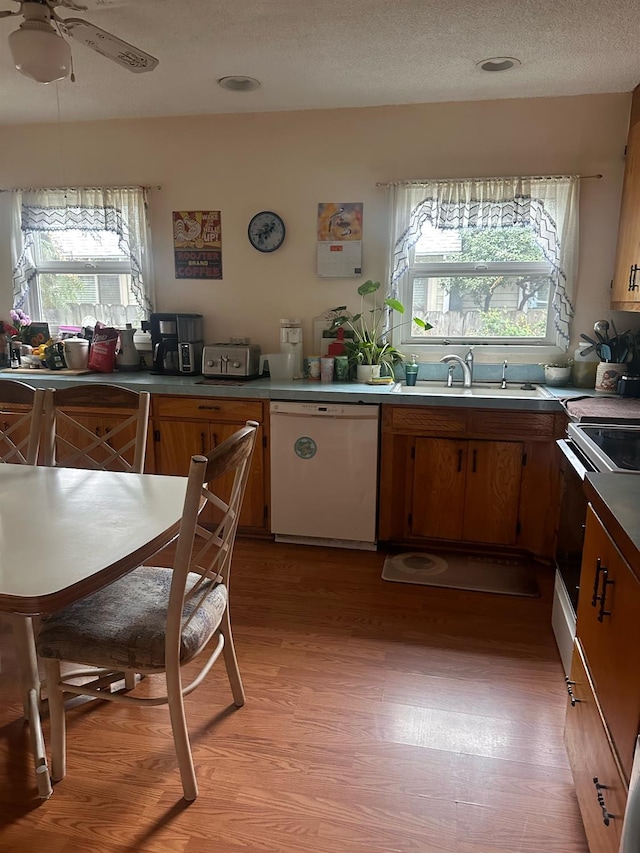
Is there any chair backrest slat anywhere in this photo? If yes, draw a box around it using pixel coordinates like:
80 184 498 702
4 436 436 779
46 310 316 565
42 384 151 473
165 421 259 659
0 380 45 465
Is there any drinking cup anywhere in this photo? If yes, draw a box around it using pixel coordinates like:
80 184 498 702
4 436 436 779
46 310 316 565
320 356 335 382
304 355 321 380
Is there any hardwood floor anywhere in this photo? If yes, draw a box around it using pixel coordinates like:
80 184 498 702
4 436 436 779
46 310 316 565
0 540 588 852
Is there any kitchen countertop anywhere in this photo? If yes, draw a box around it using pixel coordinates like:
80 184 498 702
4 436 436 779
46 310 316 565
0 369 570 411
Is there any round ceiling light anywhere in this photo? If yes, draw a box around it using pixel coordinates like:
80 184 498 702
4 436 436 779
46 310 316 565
476 57 521 73
218 76 261 92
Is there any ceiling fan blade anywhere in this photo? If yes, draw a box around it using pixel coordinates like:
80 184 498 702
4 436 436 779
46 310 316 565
62 18 158 72
54 0 135 10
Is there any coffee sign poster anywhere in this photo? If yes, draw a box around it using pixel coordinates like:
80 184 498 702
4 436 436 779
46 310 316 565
173 210 222 279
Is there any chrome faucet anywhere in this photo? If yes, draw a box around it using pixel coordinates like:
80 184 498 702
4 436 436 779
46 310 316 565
465 346 474 383
440 354 472 388
500 359 508 389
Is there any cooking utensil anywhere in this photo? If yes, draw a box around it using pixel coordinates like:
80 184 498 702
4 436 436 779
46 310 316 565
599 343 612 361
579 343 598 357
594 320 610 343
580 333 599 347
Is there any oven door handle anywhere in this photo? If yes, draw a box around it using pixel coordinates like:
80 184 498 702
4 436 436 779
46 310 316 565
557 438 592 480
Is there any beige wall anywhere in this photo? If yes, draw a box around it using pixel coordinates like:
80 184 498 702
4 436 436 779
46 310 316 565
0 92 633 356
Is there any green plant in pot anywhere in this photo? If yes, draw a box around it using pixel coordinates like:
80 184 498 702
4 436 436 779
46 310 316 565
541 355 574 387
329 280 432 381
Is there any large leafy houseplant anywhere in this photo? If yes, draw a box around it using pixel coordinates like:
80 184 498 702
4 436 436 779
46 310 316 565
329 280 431 374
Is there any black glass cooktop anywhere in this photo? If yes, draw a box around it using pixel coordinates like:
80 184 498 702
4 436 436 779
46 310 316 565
580 426 640 471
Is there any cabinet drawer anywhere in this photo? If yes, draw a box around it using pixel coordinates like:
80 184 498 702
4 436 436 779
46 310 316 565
153 396 263 423
468 410 555 438
576 506 640 781
565 641 627 853
386 406 468 435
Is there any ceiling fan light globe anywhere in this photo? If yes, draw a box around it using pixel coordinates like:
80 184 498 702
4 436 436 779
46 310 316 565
9 26 71 83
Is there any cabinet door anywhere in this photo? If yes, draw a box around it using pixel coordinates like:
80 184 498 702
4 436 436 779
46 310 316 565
0 410 31 463
213 422 265 531
611 85 640 309
565 641 627 853
577 505 640 780
463 440 522 545
154 420 265 531
412 437 466 540
153 420 211 476
53 412 104 468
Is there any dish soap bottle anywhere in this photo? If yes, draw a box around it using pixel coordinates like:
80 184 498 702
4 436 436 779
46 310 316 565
405 354 419 386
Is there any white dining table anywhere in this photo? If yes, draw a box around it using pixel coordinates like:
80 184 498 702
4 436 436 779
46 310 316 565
0 464 188 799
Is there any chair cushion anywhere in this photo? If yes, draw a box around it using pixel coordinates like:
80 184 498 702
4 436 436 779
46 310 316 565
37 566 228 672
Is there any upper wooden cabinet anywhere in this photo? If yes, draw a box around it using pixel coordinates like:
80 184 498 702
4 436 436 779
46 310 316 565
611 85 640 310
379 405 566 558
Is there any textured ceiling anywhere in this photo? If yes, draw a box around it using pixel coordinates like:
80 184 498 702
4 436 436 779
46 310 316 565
0 0 639 125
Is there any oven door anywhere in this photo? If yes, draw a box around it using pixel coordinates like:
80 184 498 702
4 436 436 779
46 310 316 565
552 438 598 675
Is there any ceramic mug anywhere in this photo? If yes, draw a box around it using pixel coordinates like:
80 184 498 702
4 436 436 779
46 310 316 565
595 361 626 394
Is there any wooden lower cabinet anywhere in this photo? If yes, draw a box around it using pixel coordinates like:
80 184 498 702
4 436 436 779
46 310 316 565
53 411 147 471
575 505 640 781
379 405 565 557
565 641 628 853
151 396 267 533
0 409 31 461
412 437 522 545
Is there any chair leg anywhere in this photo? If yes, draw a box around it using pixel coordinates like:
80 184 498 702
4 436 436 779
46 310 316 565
44 659 67 782
165 663 198 801
220 610 245 708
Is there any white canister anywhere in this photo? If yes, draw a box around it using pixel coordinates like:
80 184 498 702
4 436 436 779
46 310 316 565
572 343 600 388
62 337 89 369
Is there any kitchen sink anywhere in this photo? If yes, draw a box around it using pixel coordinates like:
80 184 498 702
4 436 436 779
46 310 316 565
391 382 553 399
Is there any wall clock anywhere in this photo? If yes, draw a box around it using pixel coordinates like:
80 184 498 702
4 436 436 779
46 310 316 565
247 211 286 253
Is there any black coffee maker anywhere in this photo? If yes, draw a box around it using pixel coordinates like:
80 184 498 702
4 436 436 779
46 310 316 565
150 313 204 375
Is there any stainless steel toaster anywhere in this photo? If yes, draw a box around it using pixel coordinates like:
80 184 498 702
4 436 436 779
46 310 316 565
202 343 262 379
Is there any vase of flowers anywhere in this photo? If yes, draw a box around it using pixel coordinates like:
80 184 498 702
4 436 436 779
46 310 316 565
4 309 32 343
329 280 432 381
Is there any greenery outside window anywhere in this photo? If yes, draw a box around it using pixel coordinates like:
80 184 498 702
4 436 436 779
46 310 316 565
30 229 139 328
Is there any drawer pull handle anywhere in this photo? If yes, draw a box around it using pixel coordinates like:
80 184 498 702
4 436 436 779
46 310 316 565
593 777 613 827
591 557 605 608
629 264 640 292
564 677 580 706
597 569 614 623
457 449 463 472
198 405 221 411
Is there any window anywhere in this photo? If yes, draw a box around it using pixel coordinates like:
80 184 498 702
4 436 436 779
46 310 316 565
388 176 579 352
11 186 154 329
405 221 554 343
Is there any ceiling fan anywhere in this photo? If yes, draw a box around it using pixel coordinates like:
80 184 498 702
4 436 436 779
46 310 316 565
0 0 159 83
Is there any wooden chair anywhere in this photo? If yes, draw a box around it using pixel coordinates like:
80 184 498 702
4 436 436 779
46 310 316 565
37 420 259 801
41 384 150 473
0 380 45 465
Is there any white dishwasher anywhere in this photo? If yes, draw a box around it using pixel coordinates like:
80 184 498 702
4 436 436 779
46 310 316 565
269 401 379 549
